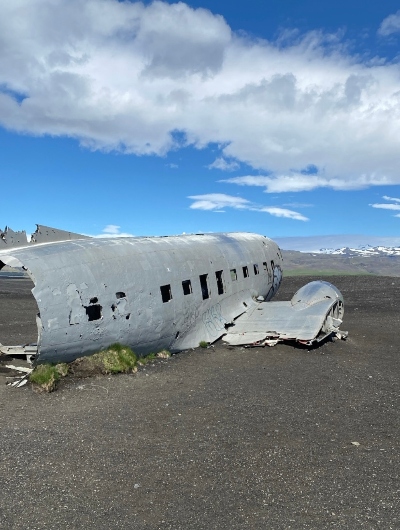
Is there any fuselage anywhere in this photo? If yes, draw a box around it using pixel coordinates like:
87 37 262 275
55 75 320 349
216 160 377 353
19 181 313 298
0 232 283 363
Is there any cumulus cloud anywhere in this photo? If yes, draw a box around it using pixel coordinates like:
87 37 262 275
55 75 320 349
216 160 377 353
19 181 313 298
188 193 308 220
378 11 400 36
1 1 400 191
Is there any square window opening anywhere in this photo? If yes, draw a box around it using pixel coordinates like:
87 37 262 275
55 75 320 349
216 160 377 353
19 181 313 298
160 284 173 303
215 270 224 295
182 279 192 295
242 266 249 278
199 274 209 300
230 268 237 281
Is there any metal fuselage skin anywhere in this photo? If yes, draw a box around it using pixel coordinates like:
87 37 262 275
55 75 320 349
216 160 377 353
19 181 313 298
0 232 283 363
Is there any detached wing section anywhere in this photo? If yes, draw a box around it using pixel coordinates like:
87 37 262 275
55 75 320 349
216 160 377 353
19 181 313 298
223 280 346 347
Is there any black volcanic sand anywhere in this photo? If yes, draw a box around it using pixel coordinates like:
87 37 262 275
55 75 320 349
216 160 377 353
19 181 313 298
0 276 399 529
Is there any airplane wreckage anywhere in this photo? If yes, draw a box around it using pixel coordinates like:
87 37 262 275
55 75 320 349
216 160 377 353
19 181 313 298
0 225 346 366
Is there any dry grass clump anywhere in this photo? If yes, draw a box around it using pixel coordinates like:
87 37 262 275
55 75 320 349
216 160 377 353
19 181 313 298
156 349 171 359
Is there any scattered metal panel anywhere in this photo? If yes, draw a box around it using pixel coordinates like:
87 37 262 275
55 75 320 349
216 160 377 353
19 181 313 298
0 344 37 359
0 224 88 247
5 365 32 374
31 225 90 244
223 281 346 347
0 227 28 247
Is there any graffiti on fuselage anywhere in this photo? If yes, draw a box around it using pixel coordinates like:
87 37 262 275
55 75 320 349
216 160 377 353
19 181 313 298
182 299 200 329
266 260 282 301
202 303 227 337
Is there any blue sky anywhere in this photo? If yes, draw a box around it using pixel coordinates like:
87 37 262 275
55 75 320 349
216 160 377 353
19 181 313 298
1 0 400 248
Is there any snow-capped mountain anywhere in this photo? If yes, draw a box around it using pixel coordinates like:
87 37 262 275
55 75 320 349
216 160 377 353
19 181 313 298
319 246 400 257
275 235 400 253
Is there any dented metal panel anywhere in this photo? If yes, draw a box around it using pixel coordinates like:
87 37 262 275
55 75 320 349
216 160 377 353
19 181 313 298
223 281 345 346
0 227 346 365
0 231 285 363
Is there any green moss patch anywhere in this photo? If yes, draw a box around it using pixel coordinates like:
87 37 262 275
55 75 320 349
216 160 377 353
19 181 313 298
29 363 69 393
70 343 138 377
29 345 172 392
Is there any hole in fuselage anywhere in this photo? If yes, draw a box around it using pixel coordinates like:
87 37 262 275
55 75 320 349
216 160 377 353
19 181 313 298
85 304 102 321
0 268 38 349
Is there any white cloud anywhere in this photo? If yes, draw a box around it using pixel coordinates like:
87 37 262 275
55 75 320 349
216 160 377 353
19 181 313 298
383 195 400 203
259 207 308 221
221 173 396 193
188 193 250 210
188 193 308 220
370 196 400 219
208 157 239 171
1 1 400 191
378 11 400 36
283 202 313 208
103 224 121 234
370 203 400 211
94 225 135 237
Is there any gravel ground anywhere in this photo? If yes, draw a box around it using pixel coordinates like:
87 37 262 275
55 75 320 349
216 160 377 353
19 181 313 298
0 275 399 529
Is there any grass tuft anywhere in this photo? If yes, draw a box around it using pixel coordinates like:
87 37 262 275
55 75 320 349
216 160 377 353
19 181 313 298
29 363 69 393
30 344 173 391
138 352 157 366
199 341 208 348
71 343 138 376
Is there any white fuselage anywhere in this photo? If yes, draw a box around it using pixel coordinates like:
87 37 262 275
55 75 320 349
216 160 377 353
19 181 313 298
0 232 283 363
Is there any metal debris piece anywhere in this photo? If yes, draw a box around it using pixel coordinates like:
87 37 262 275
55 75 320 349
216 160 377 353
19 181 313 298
8 376 29 388
0 224 89 247
5 365 33 374
223 281 345 347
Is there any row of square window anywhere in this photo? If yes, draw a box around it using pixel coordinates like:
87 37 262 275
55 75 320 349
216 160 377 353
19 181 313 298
160 261 272 303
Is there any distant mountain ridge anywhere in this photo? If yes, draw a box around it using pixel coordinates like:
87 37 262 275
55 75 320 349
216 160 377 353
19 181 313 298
275 235 400 253
281 248 400 277
319 246 400 257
